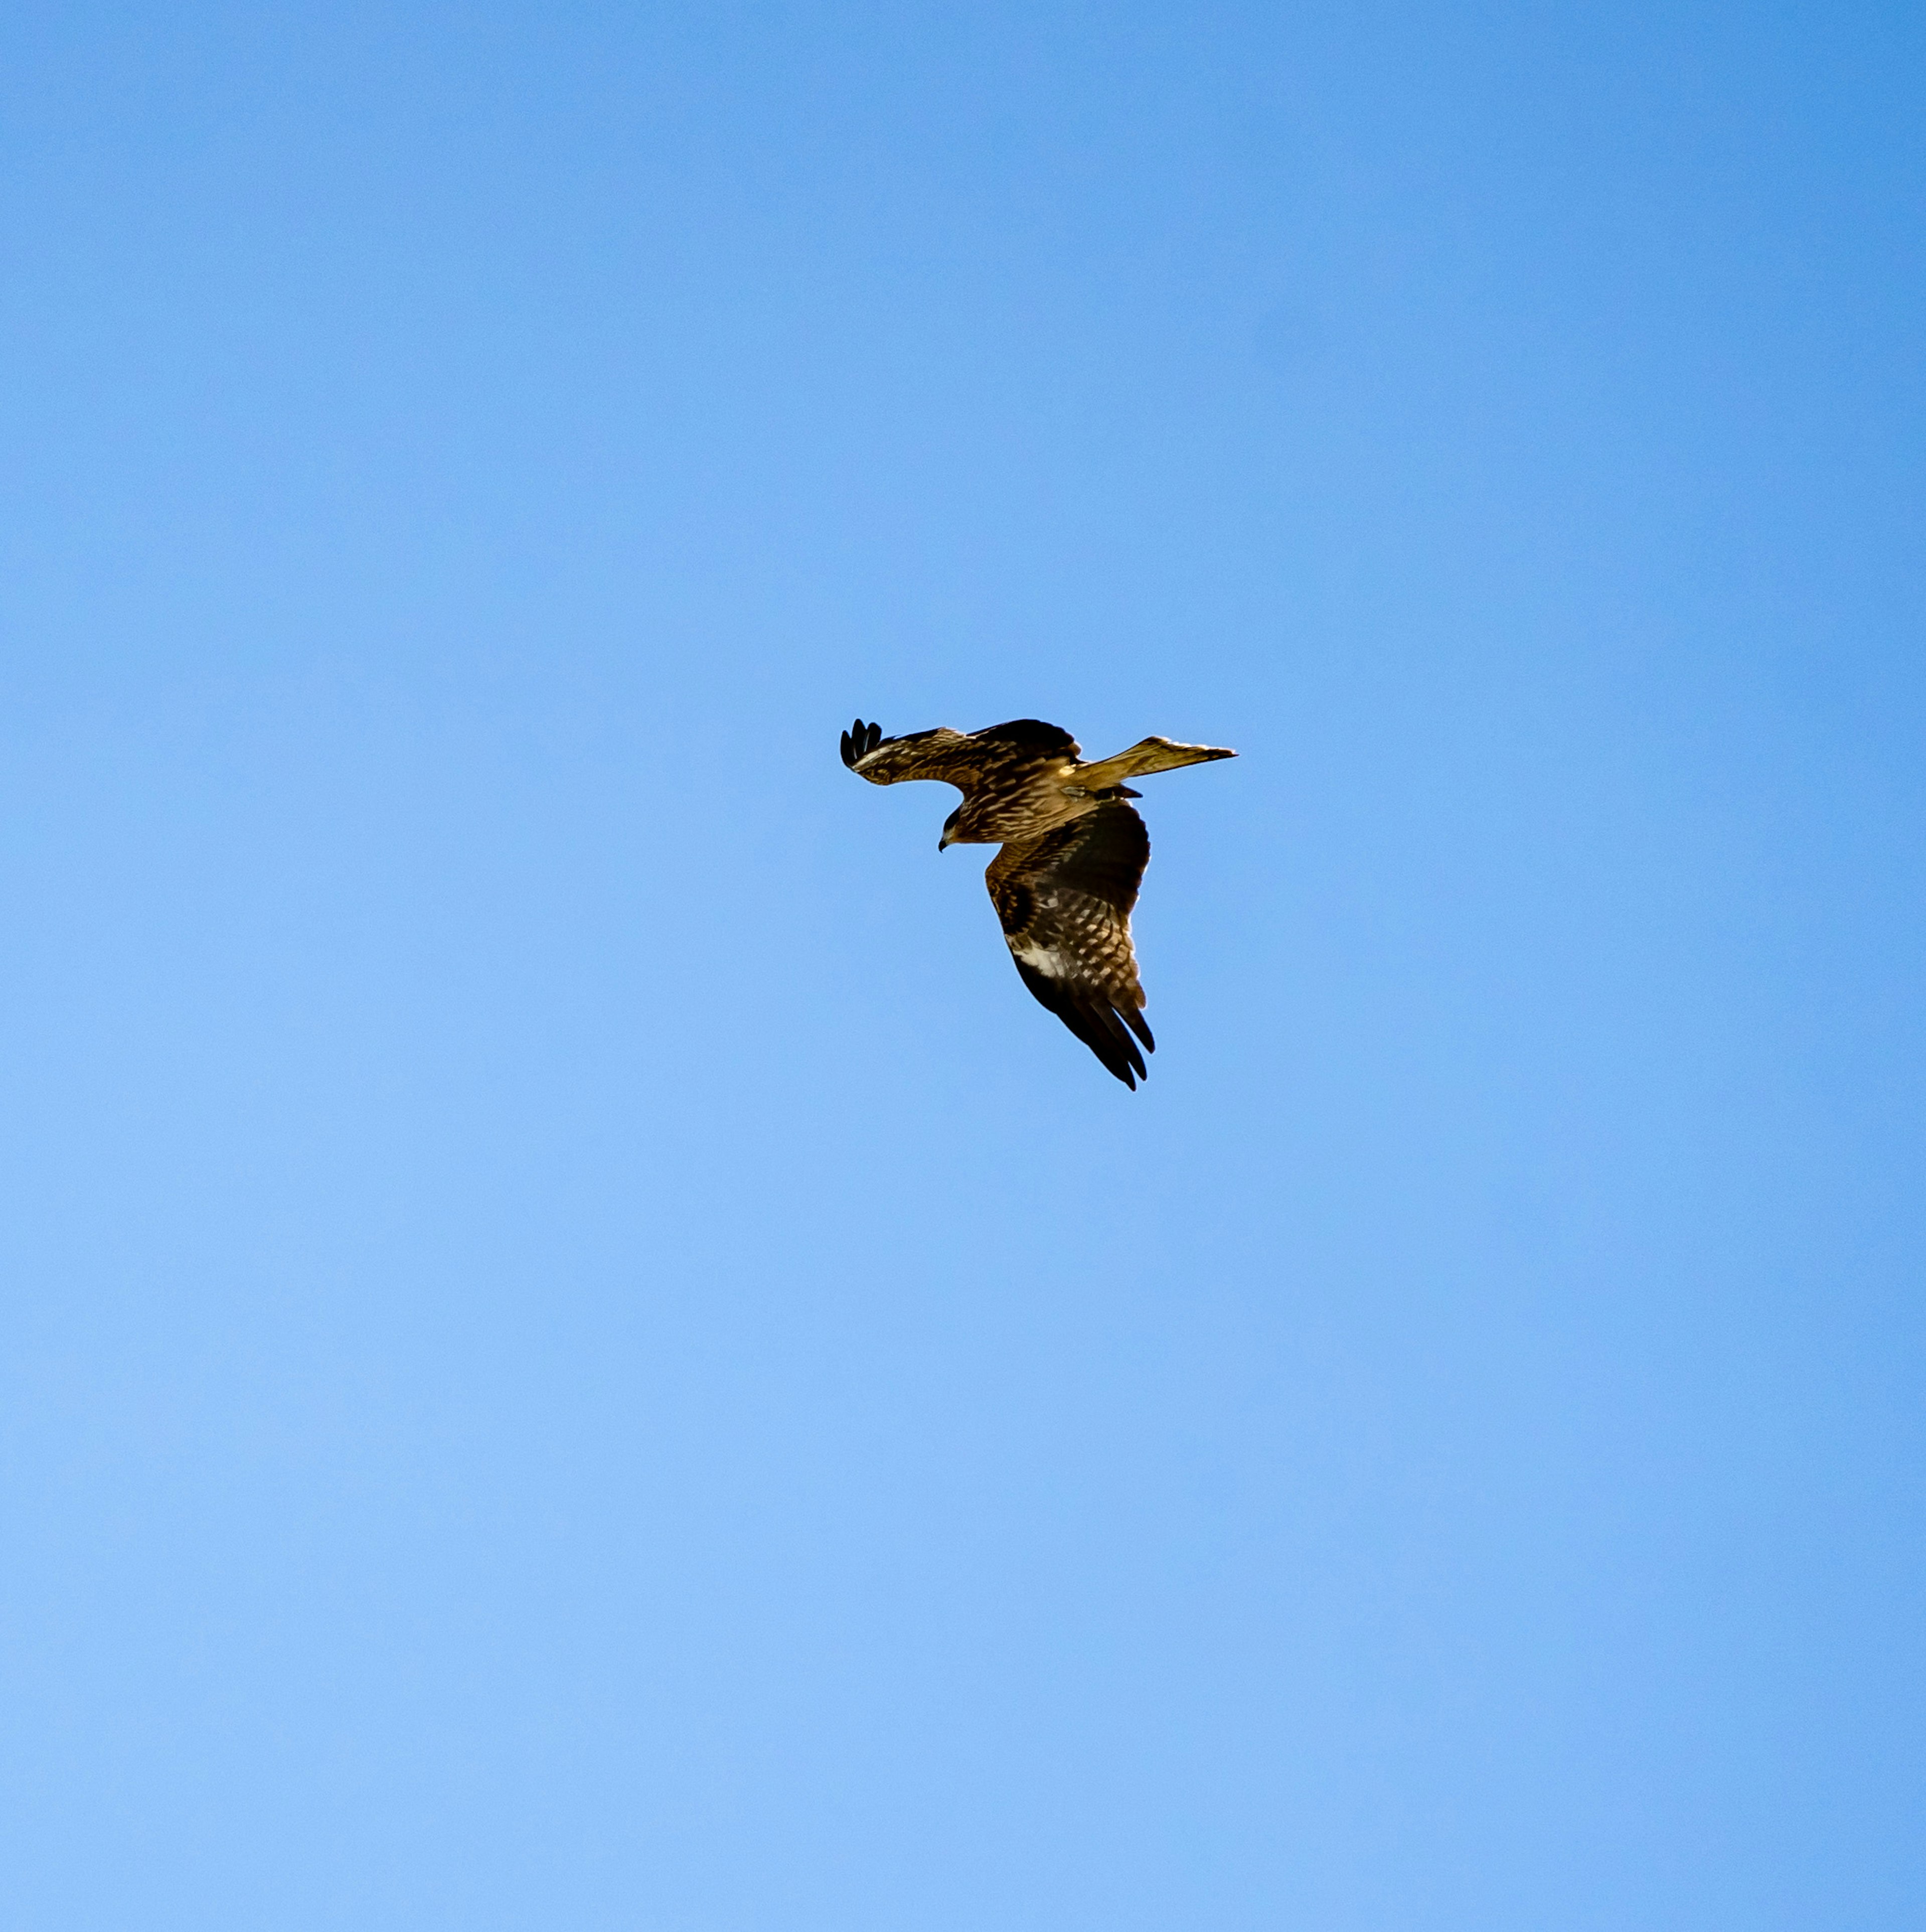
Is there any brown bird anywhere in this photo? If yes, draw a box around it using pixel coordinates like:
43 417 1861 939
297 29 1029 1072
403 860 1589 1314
840 716 1236 1087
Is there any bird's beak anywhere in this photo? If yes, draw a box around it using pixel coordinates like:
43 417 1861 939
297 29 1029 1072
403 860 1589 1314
937 836 949 852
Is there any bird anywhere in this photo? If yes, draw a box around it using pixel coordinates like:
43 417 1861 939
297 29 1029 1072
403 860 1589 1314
839 715 1235 1088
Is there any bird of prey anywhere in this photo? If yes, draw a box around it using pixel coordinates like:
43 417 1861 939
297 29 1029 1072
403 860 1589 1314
839 716 1235 1088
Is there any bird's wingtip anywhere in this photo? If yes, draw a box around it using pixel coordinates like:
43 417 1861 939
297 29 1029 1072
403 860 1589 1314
840 717 883 769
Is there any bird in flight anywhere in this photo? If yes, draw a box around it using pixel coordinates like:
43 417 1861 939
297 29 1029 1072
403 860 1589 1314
840 716 1235 1088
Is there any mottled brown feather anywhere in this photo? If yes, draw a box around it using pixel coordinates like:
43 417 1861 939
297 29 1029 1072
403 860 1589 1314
839 714 1234 1086
988 804 1154 1086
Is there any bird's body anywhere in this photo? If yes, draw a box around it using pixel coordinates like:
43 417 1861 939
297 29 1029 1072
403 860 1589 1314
839 716 1235 1088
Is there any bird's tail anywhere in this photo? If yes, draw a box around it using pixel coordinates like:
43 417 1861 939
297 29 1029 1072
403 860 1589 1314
1074 737 1236 791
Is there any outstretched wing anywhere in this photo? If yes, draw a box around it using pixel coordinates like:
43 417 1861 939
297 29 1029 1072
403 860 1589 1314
840 717 1080 795
840 720 973 787
986 802 1156 1089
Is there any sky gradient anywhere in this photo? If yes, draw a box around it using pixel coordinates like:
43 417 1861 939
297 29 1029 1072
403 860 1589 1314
3 4 1922 1927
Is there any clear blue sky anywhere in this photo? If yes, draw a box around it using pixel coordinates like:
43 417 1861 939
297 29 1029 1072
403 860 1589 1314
3 4 1921 1926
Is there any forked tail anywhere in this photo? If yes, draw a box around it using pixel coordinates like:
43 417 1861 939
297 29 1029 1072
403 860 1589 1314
1072 736 1236 791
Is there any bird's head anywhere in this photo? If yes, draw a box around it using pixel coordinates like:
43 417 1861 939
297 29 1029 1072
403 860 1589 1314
938 806 961 851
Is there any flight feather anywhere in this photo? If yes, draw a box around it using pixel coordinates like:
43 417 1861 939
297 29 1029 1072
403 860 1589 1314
839 715 1233 1086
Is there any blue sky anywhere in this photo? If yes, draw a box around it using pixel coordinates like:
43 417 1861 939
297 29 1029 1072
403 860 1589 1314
3 4 1921 1926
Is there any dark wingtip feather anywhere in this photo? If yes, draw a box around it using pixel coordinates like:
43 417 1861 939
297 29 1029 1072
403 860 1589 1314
1012 962 1146 1088
1123 1003 1155 1052
1093 1001 1149 1082
1074 1006 1139 1087
841 718 878 769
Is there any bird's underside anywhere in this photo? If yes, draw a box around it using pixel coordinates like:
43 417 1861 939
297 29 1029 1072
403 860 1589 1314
839 715 1235 1088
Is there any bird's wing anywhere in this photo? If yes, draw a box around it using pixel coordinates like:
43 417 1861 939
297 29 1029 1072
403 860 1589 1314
840 717 1080 794
986 801 1155 1089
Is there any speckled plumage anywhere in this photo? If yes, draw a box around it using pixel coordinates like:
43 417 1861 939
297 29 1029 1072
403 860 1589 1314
840 716 1235 1088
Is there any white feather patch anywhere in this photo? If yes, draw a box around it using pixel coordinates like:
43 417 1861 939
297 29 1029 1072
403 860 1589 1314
1009 940 1065 974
